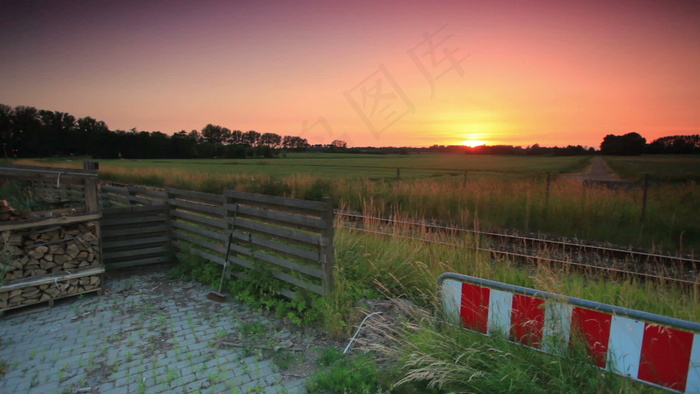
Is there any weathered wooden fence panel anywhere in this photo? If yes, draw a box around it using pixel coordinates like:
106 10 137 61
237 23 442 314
101 204 170 269
96 183 334 296
168 187 227 272
100 183 167 208
168 187 334 298
226 190 333 295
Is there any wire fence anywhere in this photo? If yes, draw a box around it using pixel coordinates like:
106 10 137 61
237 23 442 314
335 210 699 287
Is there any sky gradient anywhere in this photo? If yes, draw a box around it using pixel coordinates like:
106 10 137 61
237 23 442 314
1 0 699 148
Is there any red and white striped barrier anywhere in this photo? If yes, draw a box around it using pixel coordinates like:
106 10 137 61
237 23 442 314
439 274 700 393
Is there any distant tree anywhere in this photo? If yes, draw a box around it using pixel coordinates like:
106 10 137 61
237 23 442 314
600 132 646 155
197 142 216 158
11 106 44 157
282 135 294 149
77 116 110 157
254 145 276 158
77 116 109 134
187 130 203 143
0 104 13 147
172 130 197 158
243 130 261 146
526 143 542 156
260 132 282 148
279 136 309 151
201 124 231 145
647 134 700 154
330 139 347 149
223 144 246 158
39 110 76 156
472 145 522 155
229 130 243 145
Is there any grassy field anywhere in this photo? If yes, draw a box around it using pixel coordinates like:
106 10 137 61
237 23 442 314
605 155 700 182
43 153 592 180
14 154 700 254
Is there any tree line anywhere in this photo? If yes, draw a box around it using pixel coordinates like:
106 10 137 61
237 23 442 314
0 104 310 159
1 103 697 159
600 132 700 155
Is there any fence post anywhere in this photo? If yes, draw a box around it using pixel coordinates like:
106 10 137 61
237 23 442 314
82 161 99 170
545 172 552 206
165 186 176 256
82 161 99 213
223 189 236 277
321 196 335 294
640 173 649 222
127 185 138 206
396 168 401 187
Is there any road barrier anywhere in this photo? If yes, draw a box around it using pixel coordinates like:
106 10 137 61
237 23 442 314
439 273 700 393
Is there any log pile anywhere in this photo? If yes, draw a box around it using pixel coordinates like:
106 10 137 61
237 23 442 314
1 208 102 312
1 222 100 282
0 275 102 310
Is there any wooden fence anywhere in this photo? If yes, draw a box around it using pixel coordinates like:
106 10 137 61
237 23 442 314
101 183 166 207
101 204 170 269
96 183 334 297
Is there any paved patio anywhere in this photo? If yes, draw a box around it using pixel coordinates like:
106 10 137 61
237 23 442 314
0 265 323 393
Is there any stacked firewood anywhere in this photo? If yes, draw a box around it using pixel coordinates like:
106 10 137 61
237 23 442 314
1 220 102 310
1 223 100 281
0 276 102 309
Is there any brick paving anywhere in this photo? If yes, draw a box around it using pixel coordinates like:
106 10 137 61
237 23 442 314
0 266 312 393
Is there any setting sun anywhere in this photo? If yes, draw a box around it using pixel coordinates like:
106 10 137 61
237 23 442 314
462 140 487 147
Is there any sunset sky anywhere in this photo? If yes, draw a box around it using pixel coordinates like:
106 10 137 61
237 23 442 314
1 0 699 148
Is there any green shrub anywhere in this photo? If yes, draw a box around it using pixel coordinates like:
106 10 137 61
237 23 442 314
308 348 382 393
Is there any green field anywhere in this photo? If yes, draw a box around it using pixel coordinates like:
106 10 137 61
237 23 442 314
89 153 591 180
605 155 700 182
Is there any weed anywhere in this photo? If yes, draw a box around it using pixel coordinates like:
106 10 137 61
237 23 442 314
208 371 221 385
165 368 178 384
272 350 294 371
30 374 39 388
239 321 266 338
0 360 9 379
138 376 146 393
307 348 381 393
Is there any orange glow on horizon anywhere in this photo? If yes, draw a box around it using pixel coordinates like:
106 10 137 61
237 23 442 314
461 139 487 147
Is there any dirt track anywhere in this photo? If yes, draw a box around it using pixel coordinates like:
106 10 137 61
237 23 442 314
564 156 620 181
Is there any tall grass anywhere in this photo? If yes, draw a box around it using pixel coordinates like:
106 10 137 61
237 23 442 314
16 158 699 254
325 221 692 392
362 311 652 393
330 222 699 324
335 176 699 254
